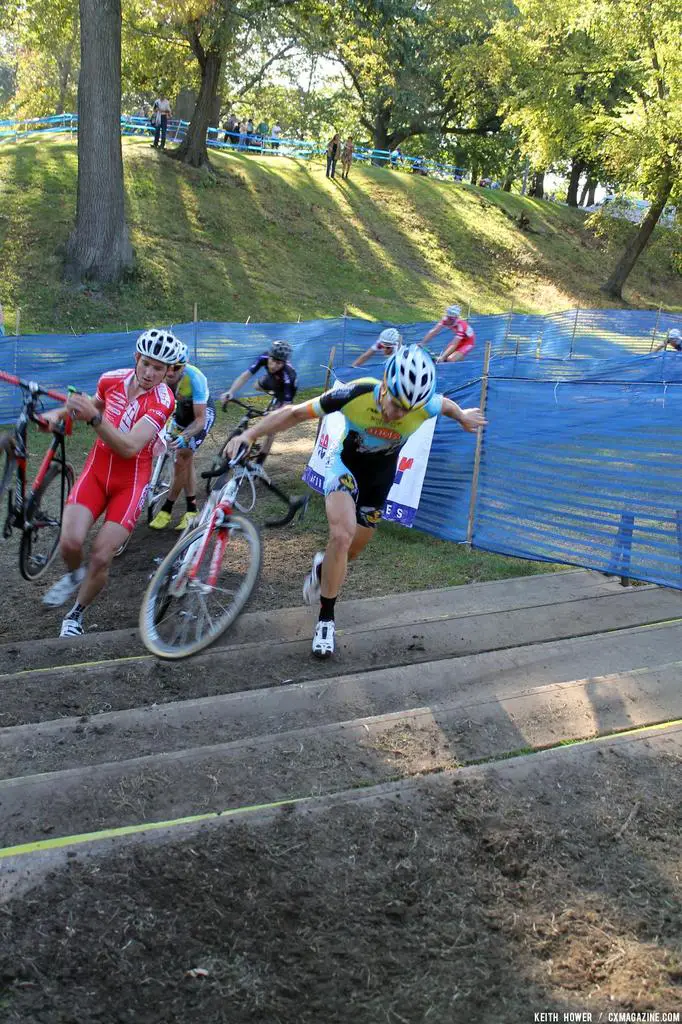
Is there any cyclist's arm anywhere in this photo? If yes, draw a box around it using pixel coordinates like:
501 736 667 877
352 346 376 367
422 323 443 345
220 369 252 402
92 416 160 457
178 402 207 439
440 397 486 433
241 401 313 443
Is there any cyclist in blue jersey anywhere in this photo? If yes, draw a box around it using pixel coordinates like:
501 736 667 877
219 339 297 463
225 345 485 658
150 344 216 531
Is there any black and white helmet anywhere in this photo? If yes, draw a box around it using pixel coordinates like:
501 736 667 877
384 344 437 410
136 329 183 365
668 328 682 347
269 339 292 361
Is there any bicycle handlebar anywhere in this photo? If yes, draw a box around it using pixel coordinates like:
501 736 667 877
199 443 249 480
221 397 268 416
0 369 67 404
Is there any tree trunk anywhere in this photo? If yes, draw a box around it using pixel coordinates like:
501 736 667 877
531 170 545 198
602 167 674 299
64 0 133 283
567 157 585 207
586 179 597 207
55 39 75 115
372 107 392 165
171 49 224 169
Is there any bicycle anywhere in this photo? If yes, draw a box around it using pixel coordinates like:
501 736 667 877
203 396 277 499
0 370 75 581
139 443 308 659
139 448 263 659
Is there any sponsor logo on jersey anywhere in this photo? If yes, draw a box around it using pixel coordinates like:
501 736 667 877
367 426 402 441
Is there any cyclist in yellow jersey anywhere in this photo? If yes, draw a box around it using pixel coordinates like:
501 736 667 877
226 345 486 657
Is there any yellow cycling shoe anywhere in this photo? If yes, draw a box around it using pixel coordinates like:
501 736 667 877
176 511 197 531
149 509 172 530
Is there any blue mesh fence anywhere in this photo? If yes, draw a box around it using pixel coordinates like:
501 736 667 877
3 313 682 589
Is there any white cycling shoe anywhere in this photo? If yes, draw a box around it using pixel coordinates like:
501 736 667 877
302 551 325 606
42 567 86 607
312 619 335 658
59 617 84 638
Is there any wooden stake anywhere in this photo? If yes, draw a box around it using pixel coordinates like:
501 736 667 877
15 307 21 337
466 341 491 548
569 307 580 358
193 302 198 363
650 305 662 352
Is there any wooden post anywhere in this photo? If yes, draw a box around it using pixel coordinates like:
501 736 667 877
466 300 472 319
466 341 491 548
315 346 336 443
501 305 513 354
569 307 580 358
15 307 20 337
245 315 251 325
193 302 198 363
650 305 662 352
342 304 348 365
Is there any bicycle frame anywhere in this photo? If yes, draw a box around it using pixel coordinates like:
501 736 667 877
0 371 70 538
168 472 241 597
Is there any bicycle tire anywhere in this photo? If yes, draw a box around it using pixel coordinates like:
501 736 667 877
139 513 262 659
19 462 75 581
0 442 14 504
147 452 174 524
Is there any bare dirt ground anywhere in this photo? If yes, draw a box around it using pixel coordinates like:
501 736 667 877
0 736 680 1023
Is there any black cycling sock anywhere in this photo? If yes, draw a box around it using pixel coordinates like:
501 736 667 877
66 601 86 624
319 596 336 622
186 496 197 513
161 499 175 514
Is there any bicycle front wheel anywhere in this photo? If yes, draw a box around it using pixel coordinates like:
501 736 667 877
19 462 75 581
139 513 261 659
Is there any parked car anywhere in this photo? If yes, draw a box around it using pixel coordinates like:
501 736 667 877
585 194 677 227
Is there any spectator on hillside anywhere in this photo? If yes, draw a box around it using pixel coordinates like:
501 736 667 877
340 136 354 180
257 118 269 144
224 112 238 144
390 147 403 168
246 118 255 144
151 93 172 150
326 133 341 179
271 120 282 151
238 121 248 150
412 155 428 177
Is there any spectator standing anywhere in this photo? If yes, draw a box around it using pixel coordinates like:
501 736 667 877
271 120 282 151
326 133 341 179
238 121 248 150
340 136 354 180
257 118 269 146
246 118 255 147
152 93 172 149
224 112 238 144
390 146 403 168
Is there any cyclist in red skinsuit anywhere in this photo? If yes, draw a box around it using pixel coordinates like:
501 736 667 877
422 304 476 363
40 329 181 638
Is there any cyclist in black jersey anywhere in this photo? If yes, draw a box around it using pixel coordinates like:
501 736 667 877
220 339 297 463
226 345 486 658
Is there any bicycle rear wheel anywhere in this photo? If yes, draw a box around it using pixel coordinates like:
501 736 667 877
147 452 174 524
19 462 75 581
0 439 14 503
139 513 261 659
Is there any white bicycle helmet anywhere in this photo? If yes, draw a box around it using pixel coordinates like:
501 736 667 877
668 328 682 342
136 329 183 365
376 327 403 352
384 344 437 410
445 304 461 318
176 342 189 364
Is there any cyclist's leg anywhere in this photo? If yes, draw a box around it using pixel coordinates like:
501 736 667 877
321 489 358 598
169 449 191 501
74 520 130 608
59 503 95 571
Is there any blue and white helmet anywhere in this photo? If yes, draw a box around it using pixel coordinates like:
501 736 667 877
384 344 436 410
445 304 461 318
176 342 189 364
136 329 183 365
376 328 403 353
668 328 682 344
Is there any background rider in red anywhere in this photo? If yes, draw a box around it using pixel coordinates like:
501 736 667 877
422 304 476 363
40 330 180 638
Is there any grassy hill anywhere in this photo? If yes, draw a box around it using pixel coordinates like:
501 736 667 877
0 135 681 335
